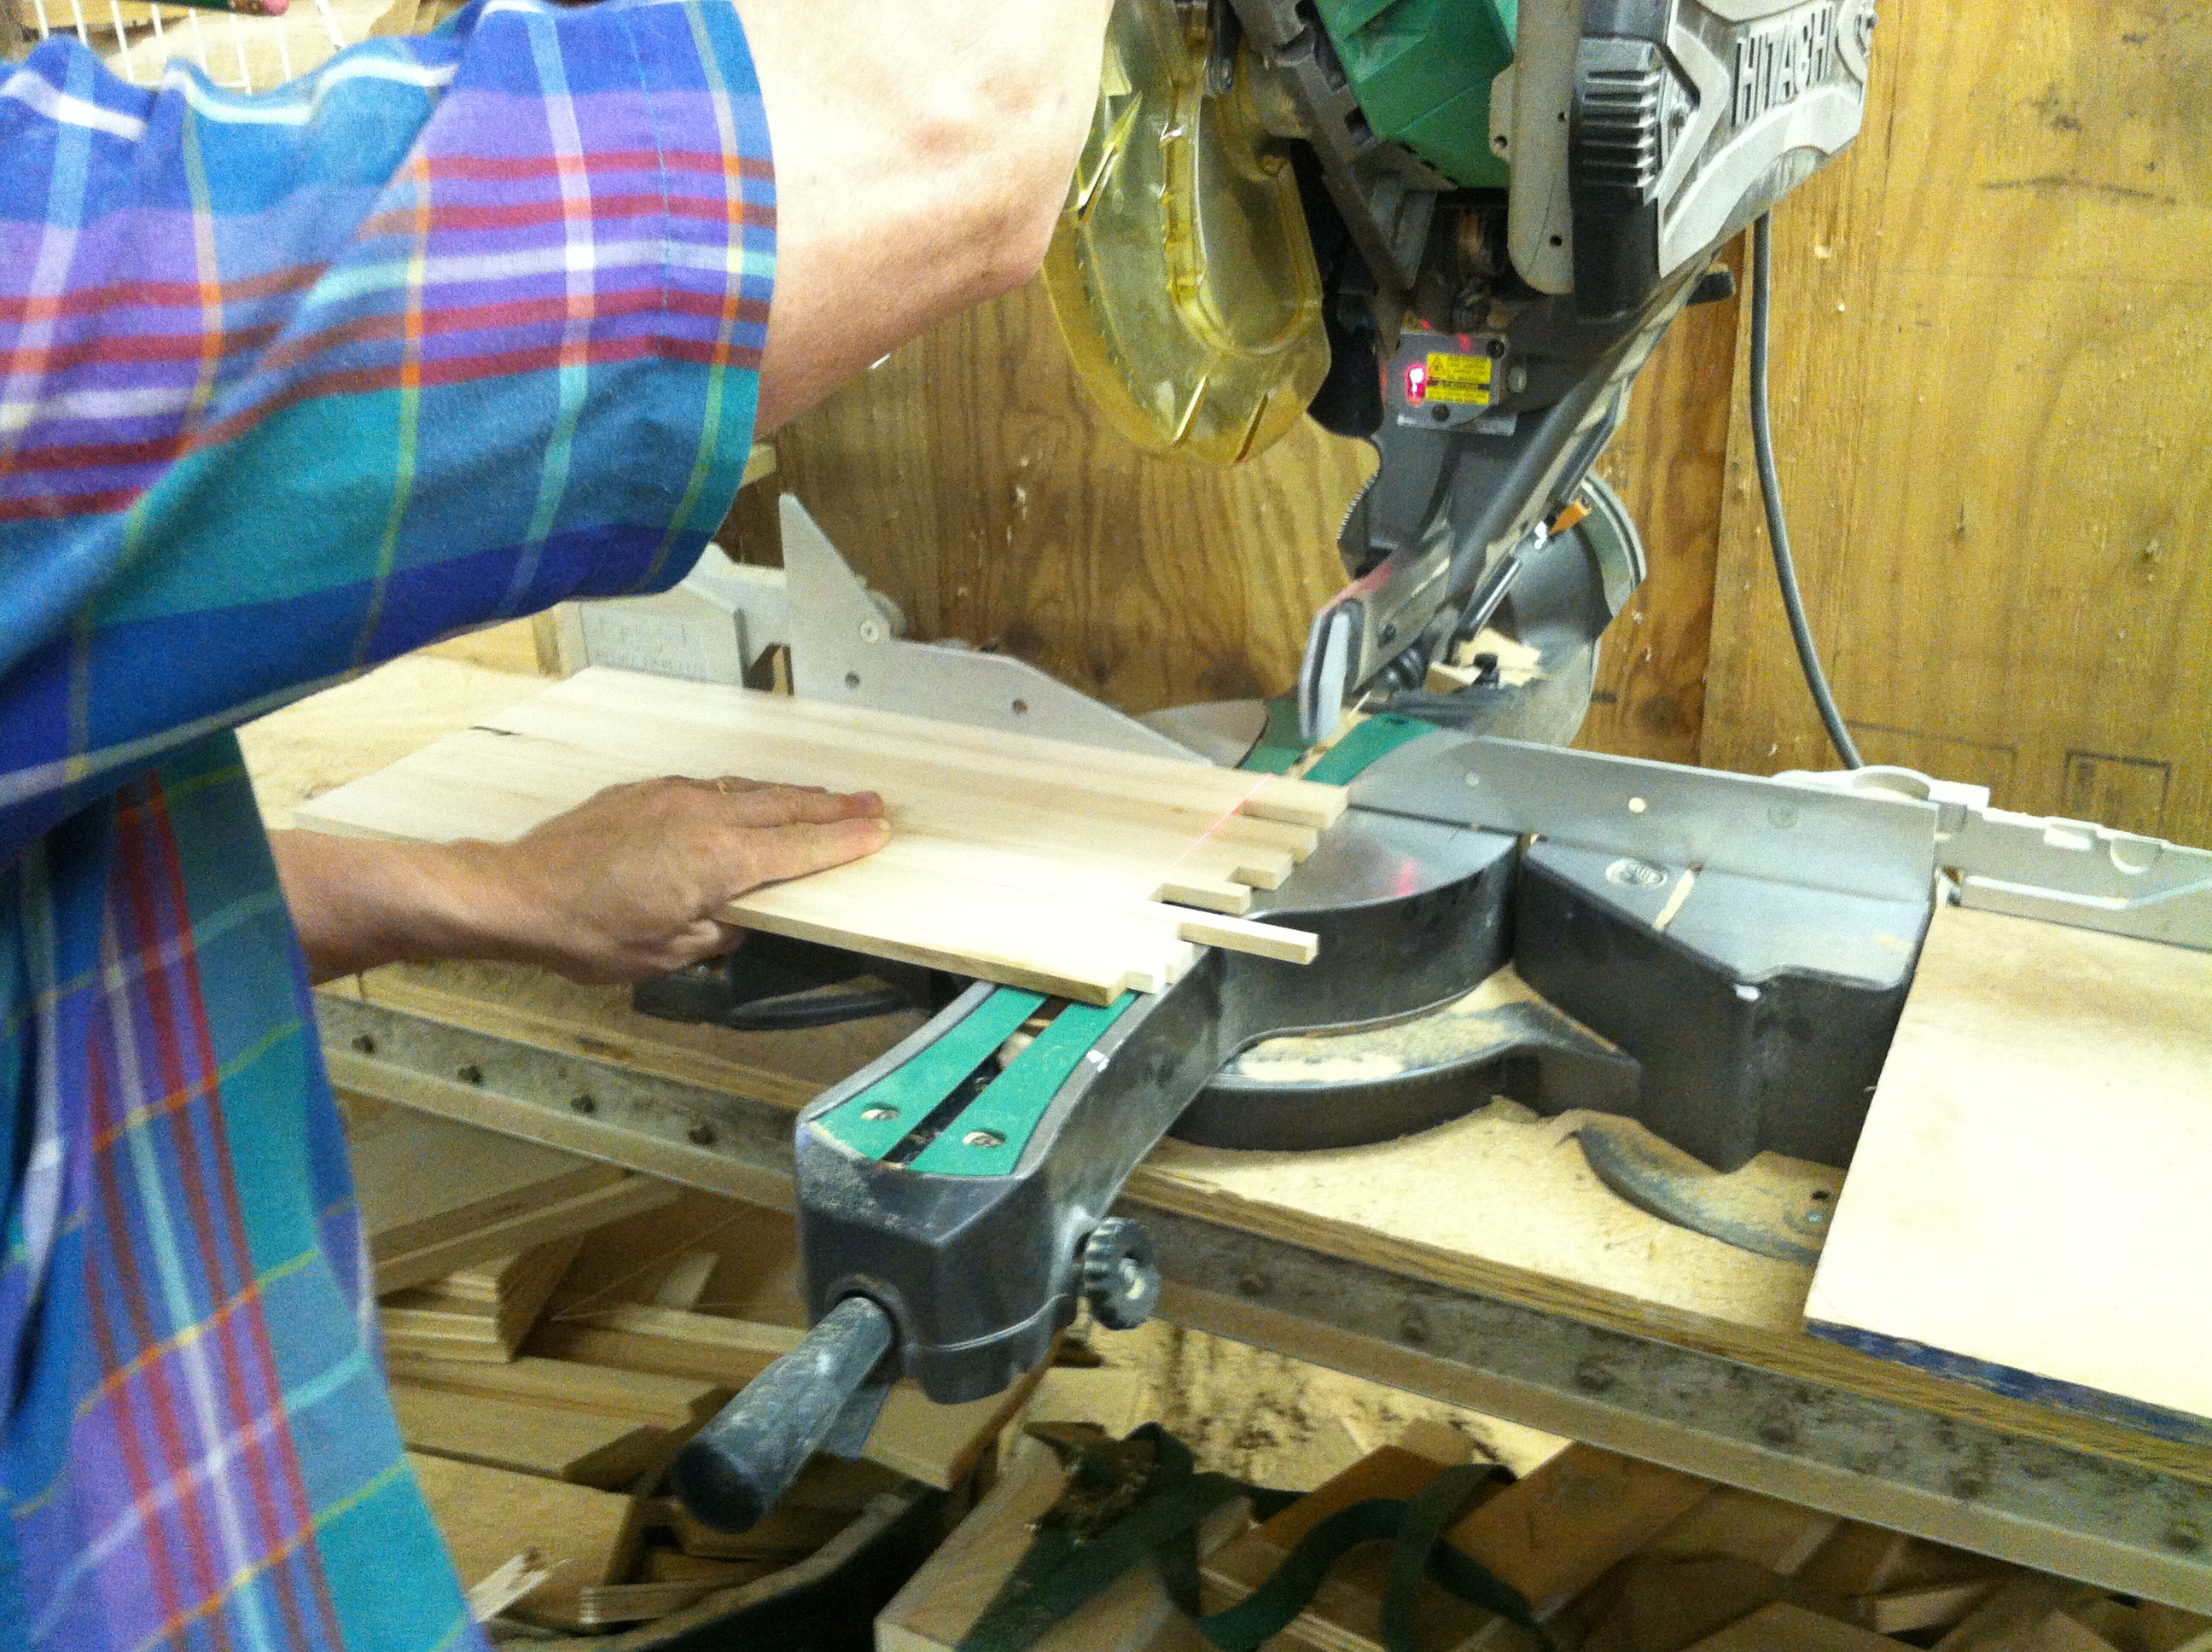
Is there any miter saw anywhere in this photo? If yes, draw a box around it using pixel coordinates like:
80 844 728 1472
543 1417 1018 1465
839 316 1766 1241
567 0 2212 1533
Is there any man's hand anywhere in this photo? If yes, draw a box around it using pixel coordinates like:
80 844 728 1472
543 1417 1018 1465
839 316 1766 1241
271 777 888 986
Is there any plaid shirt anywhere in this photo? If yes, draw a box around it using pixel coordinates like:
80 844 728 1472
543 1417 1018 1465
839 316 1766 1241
0 2 772 1645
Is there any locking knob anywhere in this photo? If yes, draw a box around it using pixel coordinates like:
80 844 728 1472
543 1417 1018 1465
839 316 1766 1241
1080 1219 1162 1331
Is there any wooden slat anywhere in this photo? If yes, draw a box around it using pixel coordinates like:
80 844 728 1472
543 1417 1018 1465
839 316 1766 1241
295 669 1342 1004
1804 907 2212 1444
351 1099 619 1261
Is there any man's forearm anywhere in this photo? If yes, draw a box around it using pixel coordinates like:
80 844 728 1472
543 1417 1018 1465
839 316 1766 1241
271 831 512 984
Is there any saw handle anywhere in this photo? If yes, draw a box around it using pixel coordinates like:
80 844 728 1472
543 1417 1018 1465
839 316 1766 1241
670 1294 896 1533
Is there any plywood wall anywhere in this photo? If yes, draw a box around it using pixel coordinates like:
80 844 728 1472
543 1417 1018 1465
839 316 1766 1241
1699 3 2211 844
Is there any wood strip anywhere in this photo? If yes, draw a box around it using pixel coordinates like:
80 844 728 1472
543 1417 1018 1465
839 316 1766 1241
383 1351 729 1427
350 1100 620 1261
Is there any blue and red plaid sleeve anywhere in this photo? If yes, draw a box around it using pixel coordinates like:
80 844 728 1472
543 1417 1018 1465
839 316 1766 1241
0 0 776 859
0 4 777 1648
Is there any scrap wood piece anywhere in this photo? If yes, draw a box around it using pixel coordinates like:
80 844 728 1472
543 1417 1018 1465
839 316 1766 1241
463 1550 557 1624
1934 1574 2109 1650
1851 1576 2004 1636
1200 1446 1517 1650
1639 1487 1842 1579
408 1451 641 1634
350 1097 622 1262
294 667 1348 1005
1684 1600 1898 1650
373 1172 677 1295
392 1382 687 1492
1203 1442 1709 1648
382 1350 731 1427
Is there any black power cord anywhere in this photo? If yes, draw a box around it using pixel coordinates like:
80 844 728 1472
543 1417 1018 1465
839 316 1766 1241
1749 212 1863 770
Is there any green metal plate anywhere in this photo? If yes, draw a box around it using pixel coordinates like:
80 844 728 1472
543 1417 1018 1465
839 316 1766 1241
908 994 1140 1178
1313 0 1516 189
814 989 1045 1160
1304 713 1440 785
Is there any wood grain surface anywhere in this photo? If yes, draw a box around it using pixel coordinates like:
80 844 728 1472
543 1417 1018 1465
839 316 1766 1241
1699 3 2211 846
295 667 1344 1003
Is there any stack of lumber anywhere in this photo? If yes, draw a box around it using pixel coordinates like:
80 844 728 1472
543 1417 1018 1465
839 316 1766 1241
882 1424 2212 1652
381 1184 1047 1636
379 1237 583 1362
350 1096 676 1294
295 666 1352 1004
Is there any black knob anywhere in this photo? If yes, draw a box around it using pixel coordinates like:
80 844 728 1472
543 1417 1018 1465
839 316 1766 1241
1080 1219 1162 1331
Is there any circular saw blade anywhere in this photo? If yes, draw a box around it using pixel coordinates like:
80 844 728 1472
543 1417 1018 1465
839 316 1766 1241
1042 0 1331 467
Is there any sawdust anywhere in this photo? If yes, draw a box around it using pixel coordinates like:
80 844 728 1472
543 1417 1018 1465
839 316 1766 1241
1229 967 1555 1085
1080 1318 1566 1491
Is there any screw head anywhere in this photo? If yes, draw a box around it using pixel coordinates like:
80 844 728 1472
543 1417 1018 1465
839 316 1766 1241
963 1129 1005 1149
861 1105 899 1122
858 619 884 643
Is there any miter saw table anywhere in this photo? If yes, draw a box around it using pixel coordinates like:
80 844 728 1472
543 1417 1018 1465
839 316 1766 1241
294 621 2212 1613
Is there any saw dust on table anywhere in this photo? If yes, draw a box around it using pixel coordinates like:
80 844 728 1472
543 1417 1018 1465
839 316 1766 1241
296 666 1349 1003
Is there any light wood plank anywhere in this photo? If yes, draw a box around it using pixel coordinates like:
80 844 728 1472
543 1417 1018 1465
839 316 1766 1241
349 1100 619 1262
392 1383 680 1490
1804 907 2212 1443
880 1438 1247 1652
382 1351 729 1427
373 1173 678 1294
294 668 1343 1003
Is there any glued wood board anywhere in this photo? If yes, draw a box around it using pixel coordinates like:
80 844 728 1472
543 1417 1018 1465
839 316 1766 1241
1804 907 2212 1445
295 667 1343 1003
